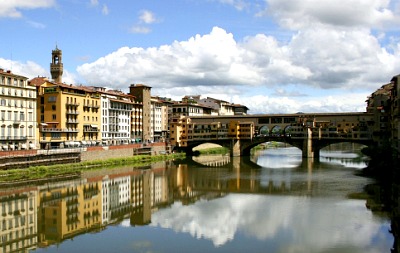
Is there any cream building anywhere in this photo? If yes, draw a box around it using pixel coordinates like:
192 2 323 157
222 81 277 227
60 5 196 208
0 69 37 150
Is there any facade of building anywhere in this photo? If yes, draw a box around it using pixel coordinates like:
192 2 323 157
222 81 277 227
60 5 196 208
31 78 101 149
366 82 393 147
129 84 151 143
198 97 234 115
0 69 37 150
171 102 213 118
98 88 135 145
391 75 400 153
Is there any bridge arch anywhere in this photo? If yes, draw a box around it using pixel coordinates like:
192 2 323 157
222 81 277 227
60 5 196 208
270 125 283 136
283 125 292 136
258 125 269 136
241 136 301 156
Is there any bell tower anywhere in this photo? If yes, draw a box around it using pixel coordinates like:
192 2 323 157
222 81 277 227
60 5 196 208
50 46 63 83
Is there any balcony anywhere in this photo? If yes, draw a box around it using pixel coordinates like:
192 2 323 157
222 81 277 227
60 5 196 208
66 110 80 115
40 128 79 133
65 101 80 106
83 128 99 133
0 136 27 141
66 119 79 124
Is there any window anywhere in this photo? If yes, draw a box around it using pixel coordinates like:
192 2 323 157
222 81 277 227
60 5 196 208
48 96 57 102
52 105 56 111
52 114 56 120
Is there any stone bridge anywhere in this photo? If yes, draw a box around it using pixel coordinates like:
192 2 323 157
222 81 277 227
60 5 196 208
171 112 375 159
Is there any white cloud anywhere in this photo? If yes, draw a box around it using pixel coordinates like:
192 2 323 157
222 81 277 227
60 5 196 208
26 20 46 29
90 0 99 7
102 4 109 15
261 0 400 30
217 0 248 11
0 0 55 18
78 27 313 90
139 10 157 24
0 58 48 79
0 58 77 85
129 26 151 34
77 25 398 94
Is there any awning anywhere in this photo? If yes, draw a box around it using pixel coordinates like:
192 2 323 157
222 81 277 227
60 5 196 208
29 143 35 148
91 124 98 128
46 122 59 124
2 145 8 150
91 141 96 145
21 144 27 149
40 123 48 126
81 141 87 145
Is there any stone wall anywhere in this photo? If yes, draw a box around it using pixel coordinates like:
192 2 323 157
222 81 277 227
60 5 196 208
81 143 169 162
0 143 170 168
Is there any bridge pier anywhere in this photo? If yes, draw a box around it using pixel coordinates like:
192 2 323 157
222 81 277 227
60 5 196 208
230 139 241 157
302 127 320 159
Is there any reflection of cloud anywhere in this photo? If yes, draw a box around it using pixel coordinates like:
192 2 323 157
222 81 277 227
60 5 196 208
131 240 152 252
151 195 390 252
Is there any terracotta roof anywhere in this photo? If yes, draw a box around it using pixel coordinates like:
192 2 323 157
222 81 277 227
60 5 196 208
29 77 48 87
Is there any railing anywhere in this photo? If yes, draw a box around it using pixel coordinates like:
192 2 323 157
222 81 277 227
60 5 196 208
40 128 79 132
0 136 27 141
65 102 80 106
83 128 100 132
66 110 80 115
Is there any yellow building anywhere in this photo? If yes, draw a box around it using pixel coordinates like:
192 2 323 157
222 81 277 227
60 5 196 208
228 121 254 139
31 78 101 149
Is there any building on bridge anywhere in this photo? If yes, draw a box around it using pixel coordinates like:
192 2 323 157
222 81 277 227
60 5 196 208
170 113 374 157
366 74 400 155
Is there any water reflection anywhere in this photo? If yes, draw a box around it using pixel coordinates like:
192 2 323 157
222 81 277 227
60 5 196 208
0 146 393 253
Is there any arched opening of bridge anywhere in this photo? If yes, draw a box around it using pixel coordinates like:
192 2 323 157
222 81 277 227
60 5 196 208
284 125 292 136
192 143 229 156
319 142 368 169
258 125 269 137
271 125 282 136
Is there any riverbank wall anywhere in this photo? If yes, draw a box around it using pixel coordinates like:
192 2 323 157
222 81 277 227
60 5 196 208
0 143 170 169
80 143 170 162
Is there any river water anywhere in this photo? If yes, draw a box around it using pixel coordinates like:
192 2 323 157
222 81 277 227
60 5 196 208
0 144 394 253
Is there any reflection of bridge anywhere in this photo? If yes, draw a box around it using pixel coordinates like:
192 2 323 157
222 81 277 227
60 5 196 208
171 112 375 158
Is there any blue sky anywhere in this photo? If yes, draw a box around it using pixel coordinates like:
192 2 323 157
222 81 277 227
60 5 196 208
1 0 400 113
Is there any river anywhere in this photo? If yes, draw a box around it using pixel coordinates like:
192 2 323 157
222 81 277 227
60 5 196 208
0 143 394 253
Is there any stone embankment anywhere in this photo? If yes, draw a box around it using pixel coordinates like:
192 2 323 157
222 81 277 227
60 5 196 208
0 143 170 170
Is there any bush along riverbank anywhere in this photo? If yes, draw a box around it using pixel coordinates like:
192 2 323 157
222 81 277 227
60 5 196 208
0 153 186 184
193 147 229 156
360 145 400 252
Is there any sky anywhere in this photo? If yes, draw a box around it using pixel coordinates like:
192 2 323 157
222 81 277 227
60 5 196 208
1 0 400 114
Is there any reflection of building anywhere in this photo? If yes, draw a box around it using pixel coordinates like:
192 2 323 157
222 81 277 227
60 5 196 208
37 180 102 246
0 189 38 253
0 69 37 150
102 175 131 224
130 170 151 226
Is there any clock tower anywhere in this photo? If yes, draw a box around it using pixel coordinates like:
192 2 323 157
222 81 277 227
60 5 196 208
50 46 63 83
